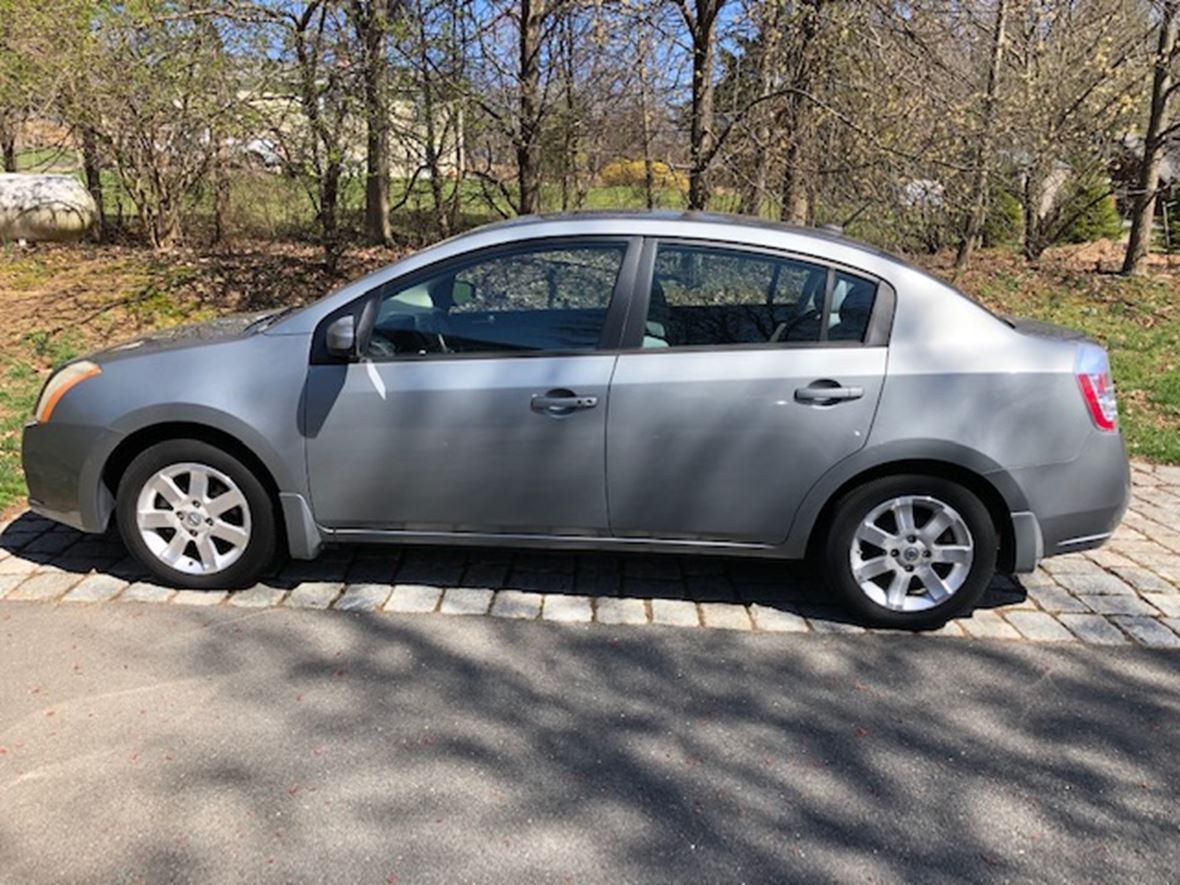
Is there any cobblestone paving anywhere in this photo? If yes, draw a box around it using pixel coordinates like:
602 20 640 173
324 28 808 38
3 461 1180 646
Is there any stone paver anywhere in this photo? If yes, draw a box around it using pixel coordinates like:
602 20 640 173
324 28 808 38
119 582 176 604
1057 573 1136 596
750 603 809 633
6 572 80 601
228 585 287 608
541 594 593 623
1110 616 1180 648
490 590 543 620
61 574 128 603
439 588 494 616
1082 594 1160 616
650 598 700 627
384 584 442 614
961 609 1021 640
287 582 344 609
1058 614 1130 645
1026 585 1090 613
1005 611 1074 642
2 460 1179 647
334 584 392 612
172 589 228 606
595 597 648 625
699 602 752 631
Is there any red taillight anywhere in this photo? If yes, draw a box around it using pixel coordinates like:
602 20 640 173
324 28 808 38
1075 344 1117 432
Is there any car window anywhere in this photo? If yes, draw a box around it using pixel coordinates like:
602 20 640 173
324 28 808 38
827 270 878 342
644 244 832 348
365 243 626 358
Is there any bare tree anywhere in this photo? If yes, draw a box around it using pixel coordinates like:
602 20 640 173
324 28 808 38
1123 0 1179 275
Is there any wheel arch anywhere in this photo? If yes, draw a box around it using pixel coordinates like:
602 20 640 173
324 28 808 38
786 444 1028 574
101 421 284 509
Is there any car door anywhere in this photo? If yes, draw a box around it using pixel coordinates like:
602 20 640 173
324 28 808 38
605 239 891 544
304 237 639 535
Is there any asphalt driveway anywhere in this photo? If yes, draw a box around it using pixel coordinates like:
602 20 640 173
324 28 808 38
1 602 1177 883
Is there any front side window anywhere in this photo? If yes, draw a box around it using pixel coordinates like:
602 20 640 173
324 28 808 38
643 243 877 348
364 243 626 358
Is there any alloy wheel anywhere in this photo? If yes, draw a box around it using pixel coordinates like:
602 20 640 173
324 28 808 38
135 461 252 576
848 494 974 612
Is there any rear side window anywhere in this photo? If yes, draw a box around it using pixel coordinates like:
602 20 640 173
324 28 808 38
643 243 877 348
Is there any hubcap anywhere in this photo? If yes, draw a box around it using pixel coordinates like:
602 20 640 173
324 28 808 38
849 495 974 612
135 462 252 576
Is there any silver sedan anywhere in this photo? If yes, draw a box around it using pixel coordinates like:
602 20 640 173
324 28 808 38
21 212 1130 628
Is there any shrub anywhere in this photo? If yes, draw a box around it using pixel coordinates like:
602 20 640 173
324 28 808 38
600 159 688 192
982 188 1023 248
1059 174 1123 244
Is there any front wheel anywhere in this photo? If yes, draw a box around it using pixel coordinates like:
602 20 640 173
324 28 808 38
823 475 997 629
116 439 278 589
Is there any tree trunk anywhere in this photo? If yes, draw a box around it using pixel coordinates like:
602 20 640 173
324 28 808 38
779 116 809 224
1 122 15 172
80 127 106 242
740 2 782 217
1022 166 1047 261
684 0 721 211
321 159 343 272
516 0 544 214
1123 0 1177 275
357 1 393 244
954 0 1009 270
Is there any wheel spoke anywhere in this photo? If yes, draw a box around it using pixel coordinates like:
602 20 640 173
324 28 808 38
148 474 185 507
211 521 249 548
854 556 893 582
931 544 973 565
885 571 909 609
892 500 916 535
187 468 209 504
195 535 220 570
920 509 953 543
159 531 190 565
916 565 950 603
207 489 246 517
856 522 895 551
137 510 176 531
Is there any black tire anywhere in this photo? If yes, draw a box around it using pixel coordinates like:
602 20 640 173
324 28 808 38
116 439 279 589
823 474 997 629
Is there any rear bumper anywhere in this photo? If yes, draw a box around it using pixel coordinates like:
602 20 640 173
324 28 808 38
22 420 123 533
1003 431 1130 571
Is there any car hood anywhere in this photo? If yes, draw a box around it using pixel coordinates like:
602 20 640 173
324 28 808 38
89 310 278 363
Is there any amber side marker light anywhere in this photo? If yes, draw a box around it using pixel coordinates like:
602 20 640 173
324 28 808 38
35 361 102 423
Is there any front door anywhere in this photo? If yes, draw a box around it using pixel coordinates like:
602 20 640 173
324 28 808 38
606 240 888 544
305 238 636 535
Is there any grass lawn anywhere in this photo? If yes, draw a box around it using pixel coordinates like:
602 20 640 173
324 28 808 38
0 238 1176 517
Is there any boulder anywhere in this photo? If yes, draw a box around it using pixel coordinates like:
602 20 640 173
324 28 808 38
0 173 97 243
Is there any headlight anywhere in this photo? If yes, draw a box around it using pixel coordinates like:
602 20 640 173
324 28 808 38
34 360 102 423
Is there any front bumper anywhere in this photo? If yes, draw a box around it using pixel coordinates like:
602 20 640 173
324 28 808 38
22 420 123 533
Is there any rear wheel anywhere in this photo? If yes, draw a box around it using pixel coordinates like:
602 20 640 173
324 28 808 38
116 439 278 589
823 474 997 628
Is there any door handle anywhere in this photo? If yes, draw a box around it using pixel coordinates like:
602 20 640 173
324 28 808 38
530 389 599 415
794 383 864 405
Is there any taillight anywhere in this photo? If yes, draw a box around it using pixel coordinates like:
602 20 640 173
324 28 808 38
1075 343 1117 432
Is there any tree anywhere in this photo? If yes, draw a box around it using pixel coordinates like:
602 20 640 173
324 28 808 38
1123 0 1179 275
350 0 396 245
672 0 726 209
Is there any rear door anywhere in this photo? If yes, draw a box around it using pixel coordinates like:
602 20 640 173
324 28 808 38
304 237 638 535
605 239 890 544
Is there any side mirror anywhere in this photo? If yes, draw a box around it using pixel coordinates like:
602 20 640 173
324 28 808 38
326 315 356 359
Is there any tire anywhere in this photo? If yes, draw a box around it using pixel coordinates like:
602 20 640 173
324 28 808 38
823 474 997 629
116 439 279 590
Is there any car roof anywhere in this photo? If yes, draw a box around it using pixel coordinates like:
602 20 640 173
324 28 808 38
461 209 904 268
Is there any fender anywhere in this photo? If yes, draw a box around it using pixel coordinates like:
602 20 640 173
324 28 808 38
778 438 1031 558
